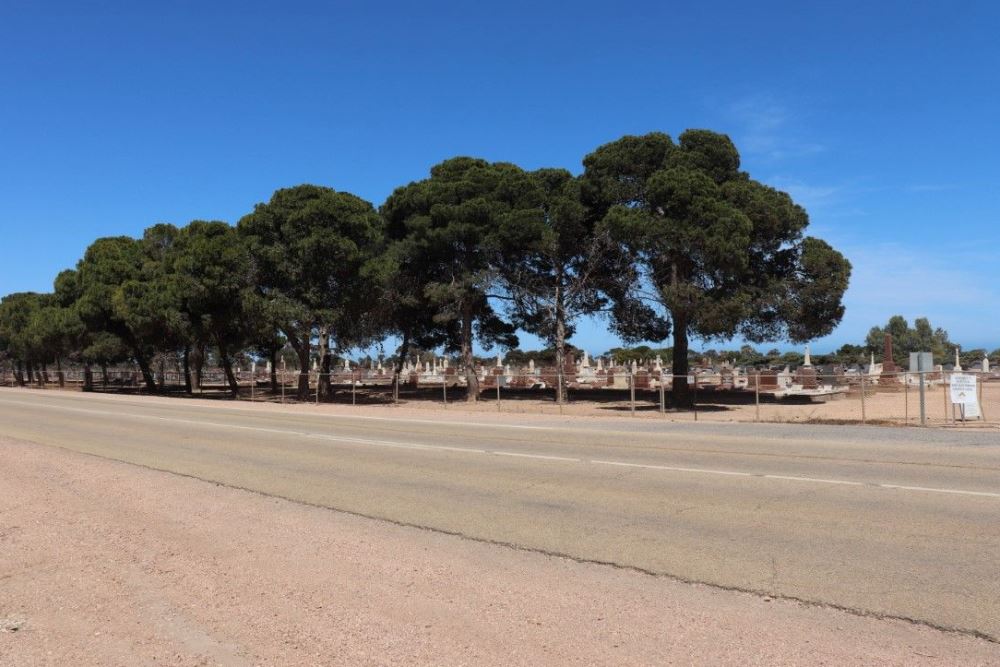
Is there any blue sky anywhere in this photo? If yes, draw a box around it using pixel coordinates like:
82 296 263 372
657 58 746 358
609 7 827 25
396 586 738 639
1 1 997 355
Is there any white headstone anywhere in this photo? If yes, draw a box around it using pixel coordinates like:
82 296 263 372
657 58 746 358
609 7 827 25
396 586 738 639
954 348 962 371
869 352 877 375
443 357 449 369
496 353 502 368
582 350 590 368
597 357 604 371
343 357 350 371
984 356 991 373
528 359 535 372
803 345 812 367
266 360 272 373
312 359 318 371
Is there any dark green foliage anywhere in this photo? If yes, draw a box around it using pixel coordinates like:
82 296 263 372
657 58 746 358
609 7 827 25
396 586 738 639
1 135 857 400
381 157 534 400
238 184 384 399
584 130 851 403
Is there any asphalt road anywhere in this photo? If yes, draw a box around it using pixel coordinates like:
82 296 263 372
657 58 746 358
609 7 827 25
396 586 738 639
2 389 998 641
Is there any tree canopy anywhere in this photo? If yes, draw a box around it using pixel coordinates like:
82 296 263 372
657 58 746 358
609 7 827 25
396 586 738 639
584 130 851 402
0 130 862 403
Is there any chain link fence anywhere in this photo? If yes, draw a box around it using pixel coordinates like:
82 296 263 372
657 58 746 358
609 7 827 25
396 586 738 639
2 366 997 428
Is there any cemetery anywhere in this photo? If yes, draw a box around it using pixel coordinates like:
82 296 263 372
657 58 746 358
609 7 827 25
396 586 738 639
5 336 997 427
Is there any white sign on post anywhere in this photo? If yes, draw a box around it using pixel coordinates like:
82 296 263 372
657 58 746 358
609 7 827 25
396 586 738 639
950 374 980 419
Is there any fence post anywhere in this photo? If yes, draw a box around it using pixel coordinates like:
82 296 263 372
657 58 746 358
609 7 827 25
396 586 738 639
315 372 320 405
281 371 286 404
352 372 357 406
558 366 564 415
442 377 447 406
755 372 761 422
860 374 867 424
659 375 665 415
904 373 908 424
943 371 949 424
496 375 501 412
978 373 986 421
693 373 698 422
919 370 926 426
629 371 635 416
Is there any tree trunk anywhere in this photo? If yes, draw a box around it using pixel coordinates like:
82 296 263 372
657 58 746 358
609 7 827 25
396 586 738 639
83 363 93 392
295 332 311 400
553 283 567 404
461 303 479 401
318 328 332 400
217 340 240 397
182 346 193 394
158 357 166 391
671 313 691 407
101 363 109 389
41 362 49 386
56 358 65 388
269 348 278 391
134 352 158 393
194 343 205 392
15 360 24 387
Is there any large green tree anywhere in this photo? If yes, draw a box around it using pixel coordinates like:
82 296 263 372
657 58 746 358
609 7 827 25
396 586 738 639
584 130 851 404
494 168 658 402
381 157 531 400
75 236 168 392
238 185 384 400
0 292 44 385
160 221 256 396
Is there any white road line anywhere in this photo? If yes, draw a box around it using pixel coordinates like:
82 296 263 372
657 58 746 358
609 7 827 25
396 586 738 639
493 451 580 462
877 484 1000 498
762 474 864 487
2 396 998 500
591 460 755 477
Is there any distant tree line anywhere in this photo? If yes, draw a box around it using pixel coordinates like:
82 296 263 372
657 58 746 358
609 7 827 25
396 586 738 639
606 315 997 370
0 130 851 404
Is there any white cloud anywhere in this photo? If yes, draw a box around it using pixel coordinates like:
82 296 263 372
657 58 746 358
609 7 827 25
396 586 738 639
724 94 825 162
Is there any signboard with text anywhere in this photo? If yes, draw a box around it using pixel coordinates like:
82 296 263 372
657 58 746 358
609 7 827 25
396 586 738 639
950 374 980 419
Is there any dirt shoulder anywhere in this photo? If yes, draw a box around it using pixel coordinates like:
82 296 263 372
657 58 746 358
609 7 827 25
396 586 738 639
1 436 997 666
